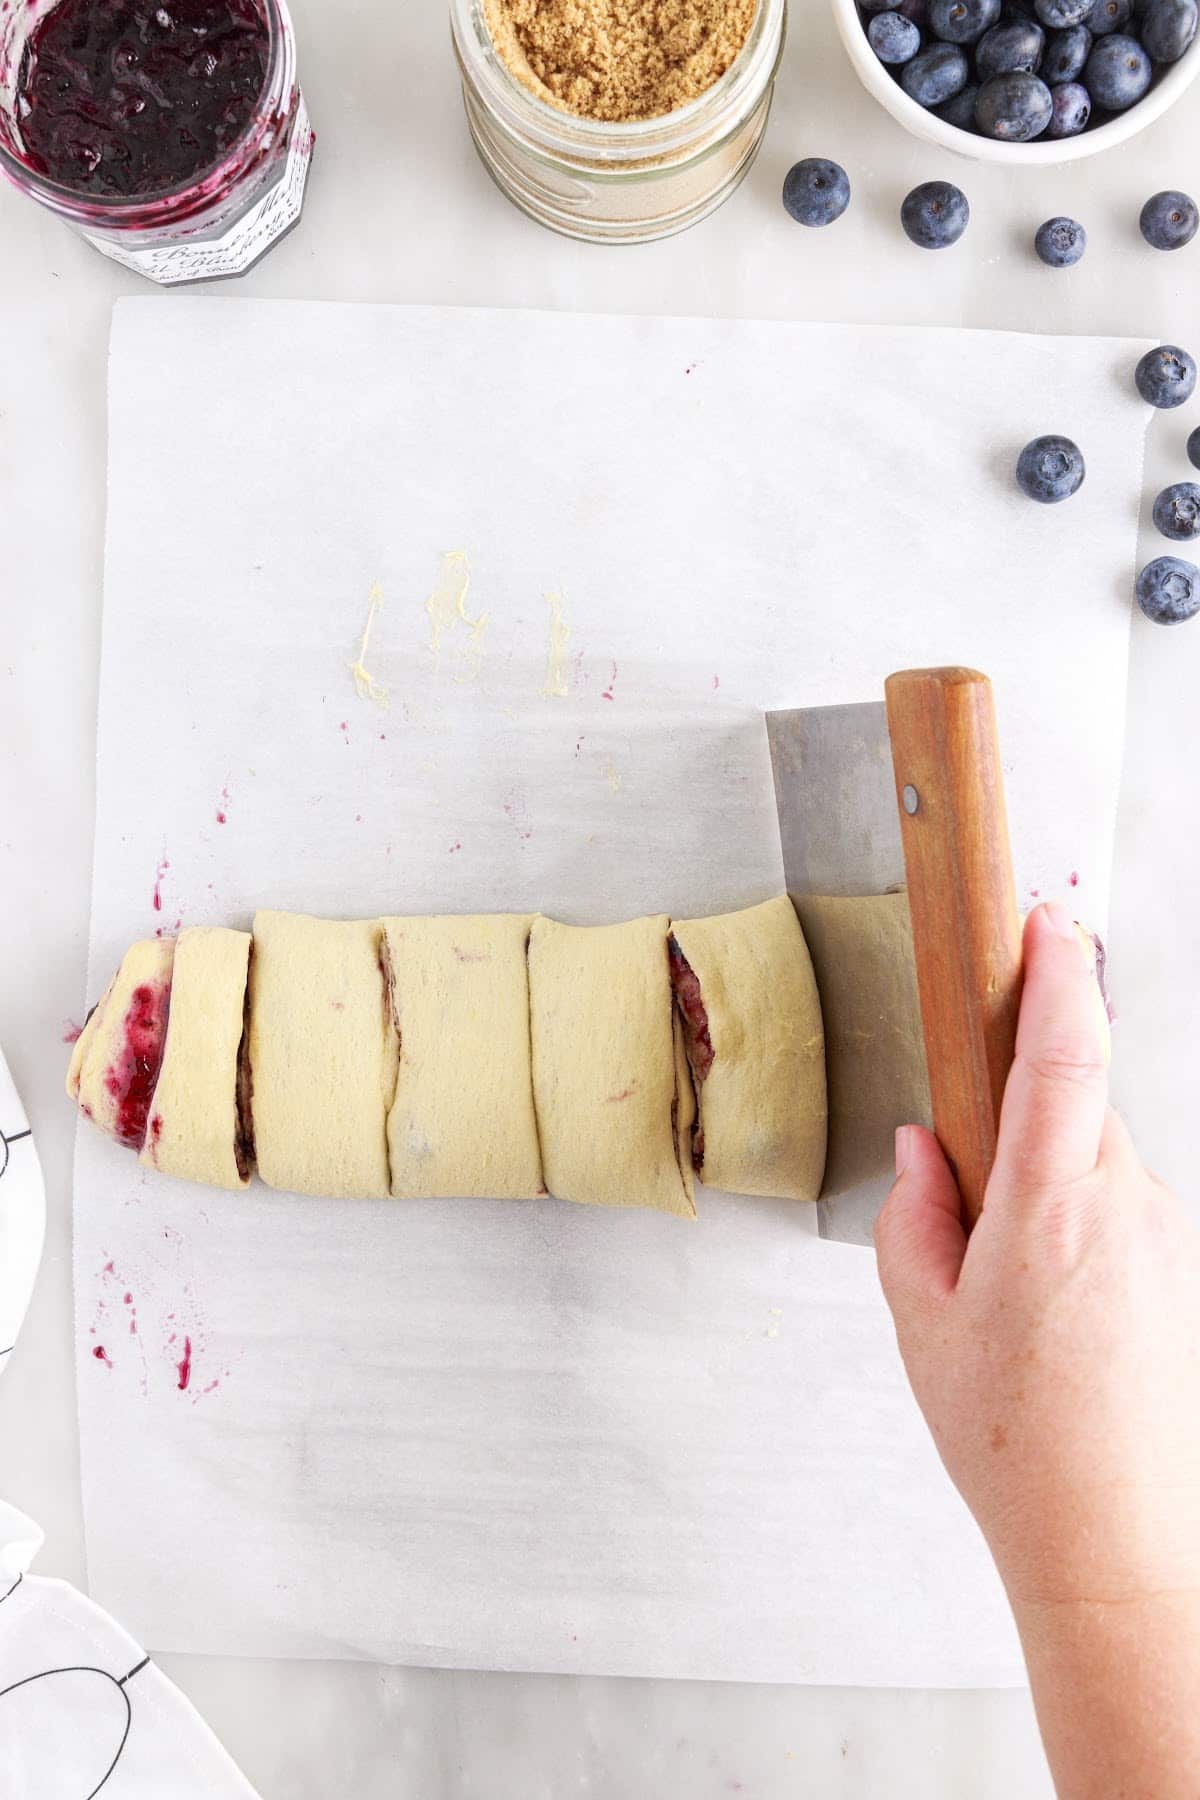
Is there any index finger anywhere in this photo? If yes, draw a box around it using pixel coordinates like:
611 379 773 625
989 902 1110 1200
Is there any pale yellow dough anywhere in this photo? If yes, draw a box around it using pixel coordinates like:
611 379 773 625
66 938 175 1143
249 911 398 1200
381 913 543 1200
670 895 827 1202
528 914 695 1217
138 926 252 1192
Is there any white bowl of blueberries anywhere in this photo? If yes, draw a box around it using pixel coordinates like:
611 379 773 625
832 0 1200 160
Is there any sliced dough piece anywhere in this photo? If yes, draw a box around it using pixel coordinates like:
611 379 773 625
139 926 252 1192
381 913 542 1200
528 914 695 1217
794 893 932 1201
249 911 398 1200
669 895 826 1202
67 938 175 1149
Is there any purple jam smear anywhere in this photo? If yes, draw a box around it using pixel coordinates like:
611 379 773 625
16 0 269 199
103 979 171 1148
668 936 714 1084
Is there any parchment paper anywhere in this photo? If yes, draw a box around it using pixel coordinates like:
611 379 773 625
74 299 1149 1686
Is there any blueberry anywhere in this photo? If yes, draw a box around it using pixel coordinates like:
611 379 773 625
1015 434 1086 502
976 17 1046 69
860 0 900 14
901 179 970 246
869 9 923 59
1084 33 1152 106
1043 22 1092 75
975 68 1055 132
929 0 1002 38
1035 0 1091 22
1047 78 1094 129
1140 189 1199 249
935 79 983 121
1139 0 1198 58
900 39 971 101
1135 343 1198 407
782 159 851 227
1035 215 1087 263
1152 481 1200 539
1189 424 1200 469
1086 0 1132 30
1135 556 1200 623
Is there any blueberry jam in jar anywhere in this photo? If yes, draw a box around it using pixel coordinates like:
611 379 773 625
0 0 312 283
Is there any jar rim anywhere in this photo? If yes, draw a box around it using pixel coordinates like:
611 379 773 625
0 0 295 222
450 0 785 164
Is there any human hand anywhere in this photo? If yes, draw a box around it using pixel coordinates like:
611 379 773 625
876 901 1200 1615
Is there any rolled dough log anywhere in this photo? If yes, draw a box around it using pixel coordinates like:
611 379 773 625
381 913 543 1200
669 895 826 1202
795 893 932 1201
249 911 398 1200
528 914 696 1217
138 926 252 1192
66 937 175 1150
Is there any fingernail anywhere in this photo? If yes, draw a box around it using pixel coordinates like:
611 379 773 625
1073 922 1098 973
1042 901 1078 941
894 1125 912 1177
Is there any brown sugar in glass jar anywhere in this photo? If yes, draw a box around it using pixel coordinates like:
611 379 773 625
450 0 787 243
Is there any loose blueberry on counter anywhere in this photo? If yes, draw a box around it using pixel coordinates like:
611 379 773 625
929 0 1002 39
1047 79 1094 130
1135 343 1198 408
1135 556 1200 624
1043 22 1092 77
782 159 852 226
1086 0 1132 34
901 179 970 246
935 79 983 120
1189 425 1200 470
1140 0 1199 60
976 68 1055 132
1035 215 1087 263
870 10 924 59
1035 0 1092 24
1152 482 1200 540
901 39 972 101
976 17 1047 73
1139 189 1199 250
1015 434 1086 502
1084 32 1152 106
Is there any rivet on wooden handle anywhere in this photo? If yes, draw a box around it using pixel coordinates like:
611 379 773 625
884 668 1023 1225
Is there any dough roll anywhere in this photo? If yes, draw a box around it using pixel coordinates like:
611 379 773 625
794 893 932 1201
138 926 253 1192
528 914 696 1217
67 937 175 1150
248 911 398 1200
669 895 826 1202
381 913 543 1199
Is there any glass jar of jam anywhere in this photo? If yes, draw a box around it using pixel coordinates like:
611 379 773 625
0 0 312 284
449 0 786 244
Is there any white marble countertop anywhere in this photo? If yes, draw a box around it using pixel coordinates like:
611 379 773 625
2 0 1198 1793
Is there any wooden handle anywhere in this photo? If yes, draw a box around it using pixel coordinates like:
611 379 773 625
884 668 1023 1224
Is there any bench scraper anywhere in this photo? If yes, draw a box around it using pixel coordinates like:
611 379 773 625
767 667 1024 1246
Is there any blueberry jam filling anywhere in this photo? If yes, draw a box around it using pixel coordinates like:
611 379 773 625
668 936 712 1172
234 960 255 1181
16 0 270 199
104 979 171 1148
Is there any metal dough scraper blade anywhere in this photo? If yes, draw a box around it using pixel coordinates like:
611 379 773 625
767 669 1024 1246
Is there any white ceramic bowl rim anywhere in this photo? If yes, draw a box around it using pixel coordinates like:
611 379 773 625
830 0 1200 163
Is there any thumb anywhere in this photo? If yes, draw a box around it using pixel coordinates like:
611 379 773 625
991 901 1110 1201
875 1125 968 1324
